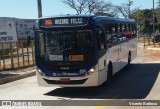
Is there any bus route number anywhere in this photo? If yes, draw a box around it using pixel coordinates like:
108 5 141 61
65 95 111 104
69 55 84 61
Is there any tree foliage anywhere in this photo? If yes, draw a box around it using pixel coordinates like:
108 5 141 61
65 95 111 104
62 0 112 14
131 8 160 33
114 2 140 18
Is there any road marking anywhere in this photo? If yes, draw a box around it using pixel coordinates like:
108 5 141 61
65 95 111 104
95 100 113 109
95 96 118 109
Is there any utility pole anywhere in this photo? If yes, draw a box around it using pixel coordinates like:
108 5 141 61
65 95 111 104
37 0 42 18
153 0 155 47
15 22 18 39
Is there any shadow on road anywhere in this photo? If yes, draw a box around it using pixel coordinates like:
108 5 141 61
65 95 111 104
44 63 160 99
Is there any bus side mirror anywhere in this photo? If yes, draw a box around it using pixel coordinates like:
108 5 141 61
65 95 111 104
26 35 31 46
99 30 102 34
108 43 112 48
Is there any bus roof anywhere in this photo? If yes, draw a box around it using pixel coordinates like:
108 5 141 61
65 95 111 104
39 14 95 19
39 14 135 23
93 16 135 23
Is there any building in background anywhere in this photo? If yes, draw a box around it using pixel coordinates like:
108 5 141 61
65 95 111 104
0 17 36 40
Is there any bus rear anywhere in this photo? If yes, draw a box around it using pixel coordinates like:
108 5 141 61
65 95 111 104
35 15 99 87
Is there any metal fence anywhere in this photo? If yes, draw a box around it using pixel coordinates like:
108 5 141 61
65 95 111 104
0 40 34 71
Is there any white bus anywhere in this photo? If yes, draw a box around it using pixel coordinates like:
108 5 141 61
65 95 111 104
35 15 137 87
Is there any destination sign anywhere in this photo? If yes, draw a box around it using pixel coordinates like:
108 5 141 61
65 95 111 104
39 17 88 27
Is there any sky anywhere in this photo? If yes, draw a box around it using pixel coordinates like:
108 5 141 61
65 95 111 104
0 0 159 19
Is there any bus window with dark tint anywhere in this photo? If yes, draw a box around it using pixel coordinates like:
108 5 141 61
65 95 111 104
122 24 125 32
132 24 134 34
105 24 110 34
115 24 118 32
125 24 127 31
128 24 131 31
109 24 112 34
112 24 116 33
105 23 113 46
38 32 45 56
96 25 106 57
120 24 122 32
133 24 136 36
105 24 112 40
110 34 118 46
131 24 133 31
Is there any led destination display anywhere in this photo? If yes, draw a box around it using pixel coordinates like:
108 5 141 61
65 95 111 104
39 17 88 27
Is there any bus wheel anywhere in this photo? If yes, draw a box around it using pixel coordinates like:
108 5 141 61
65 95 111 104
128 51 131 66
107 61 113 82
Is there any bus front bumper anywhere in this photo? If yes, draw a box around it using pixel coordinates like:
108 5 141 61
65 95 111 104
36 71 99 87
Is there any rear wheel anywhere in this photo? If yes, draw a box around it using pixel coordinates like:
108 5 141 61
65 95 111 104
107 61 113 82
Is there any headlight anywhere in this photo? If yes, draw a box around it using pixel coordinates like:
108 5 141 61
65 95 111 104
86 65 98 76
36 67 45 76
89 68 95 73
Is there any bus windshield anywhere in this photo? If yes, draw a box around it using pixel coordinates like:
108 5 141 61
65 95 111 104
47 30 92 56
36 30 94 70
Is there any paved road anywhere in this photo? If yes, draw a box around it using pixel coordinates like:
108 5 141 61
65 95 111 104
0 61 160 109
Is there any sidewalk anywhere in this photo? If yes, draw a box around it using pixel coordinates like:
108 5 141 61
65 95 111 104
0 66 36 85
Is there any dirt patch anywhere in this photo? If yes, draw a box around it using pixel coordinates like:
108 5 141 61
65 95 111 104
140 45 160 62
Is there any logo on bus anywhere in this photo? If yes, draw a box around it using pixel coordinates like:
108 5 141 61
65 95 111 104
53 73 56 76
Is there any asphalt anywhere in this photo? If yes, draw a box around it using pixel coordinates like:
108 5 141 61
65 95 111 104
0 66 36 85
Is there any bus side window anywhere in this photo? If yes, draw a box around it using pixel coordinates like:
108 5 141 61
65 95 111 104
96 25 106 57
115 23 118 32
111 34 118 45
120 24 122 32
105 24 110 34
39 32 45 56
133 24 137 37
125 24 127 31
105 23 112 47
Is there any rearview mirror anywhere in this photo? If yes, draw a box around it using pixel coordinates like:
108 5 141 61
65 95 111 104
26 35 31 46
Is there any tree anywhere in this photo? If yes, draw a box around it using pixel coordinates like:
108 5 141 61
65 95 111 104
62 0 85 14
95 12 114 17
109 6 119 17
115 2 140 18
61 0 112 15
131 9 160 33
115 4 129 18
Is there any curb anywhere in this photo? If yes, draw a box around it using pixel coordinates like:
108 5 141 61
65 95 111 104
0 70 36 85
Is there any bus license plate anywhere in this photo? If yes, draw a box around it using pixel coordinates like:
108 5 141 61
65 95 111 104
60 78 70 83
